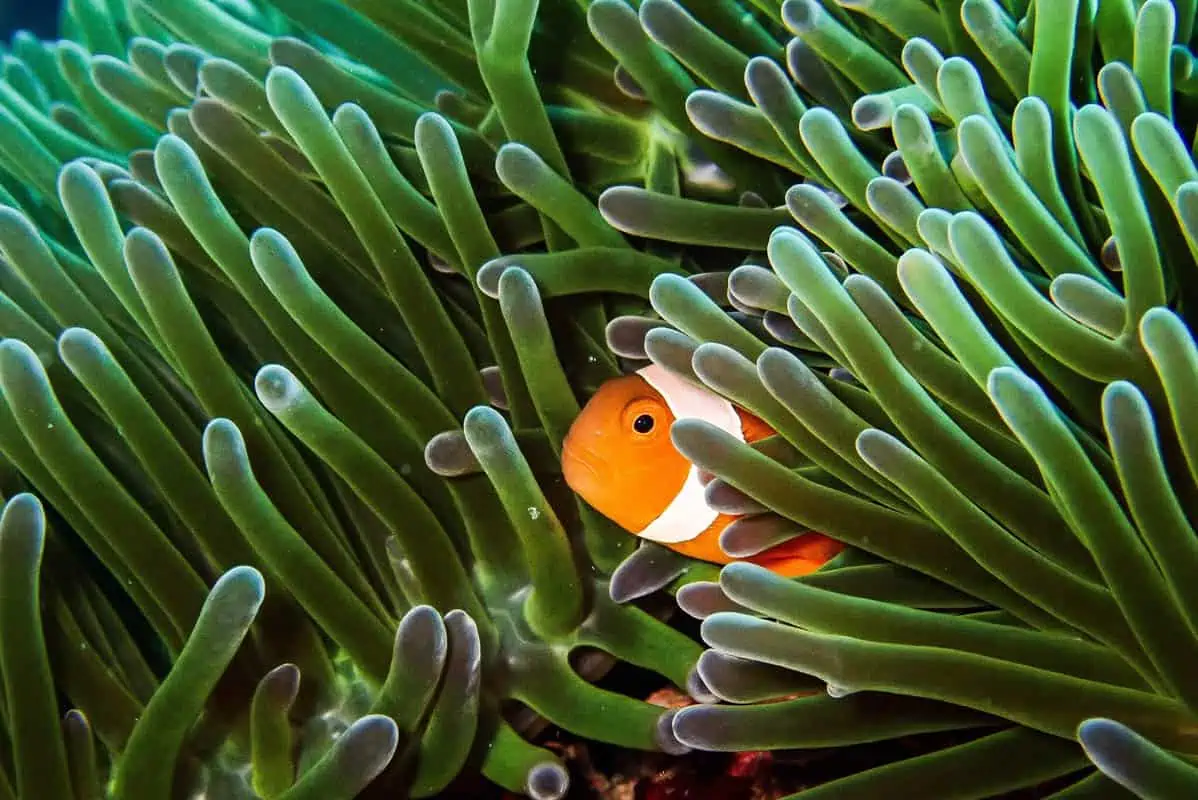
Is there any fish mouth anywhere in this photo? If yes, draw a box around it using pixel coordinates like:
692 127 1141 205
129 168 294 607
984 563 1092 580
560 446 606 500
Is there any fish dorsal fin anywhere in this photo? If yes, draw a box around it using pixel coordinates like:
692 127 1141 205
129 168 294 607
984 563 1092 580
633 364 744 544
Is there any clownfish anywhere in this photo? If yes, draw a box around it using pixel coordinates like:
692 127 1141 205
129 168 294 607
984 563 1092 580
561 364 844 577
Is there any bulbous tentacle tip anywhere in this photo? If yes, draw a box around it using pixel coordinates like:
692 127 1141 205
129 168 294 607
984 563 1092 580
526 761 570 800
717 560 784 598
719 514 804 557
669 704 716 750
697 648 819 704
781 0 819 32
264 63 304 96
587 0 638 40
896 245 944 286
495 266 545 321
201 567 268 641
761 312 807 347
851 95 890 131
254 364 303 414
819 250 848 279
1077 717 1125 752
690 342 748 393
165 45 206 89
668 417 724 464
1075 718 1158 788
428 251 458 274
807 179 849 209
1048 273 1127 338
744 54 779 82
432 88 460 113
754 344 795 376
687 270 731 305
337 714 401 785
57 156 100 186
215 563 266 596
608 542 688 603
739 191 769 208
191 97 240 141
727 264 783 311
675 581 749 619
1138 305 1182 344
248 225 293 259
0 334 39 372
1176 180 1198 215
424 430 482 477
685 666 720 704
866 174 905 214
643 327 700 376
396 603 449 663
605 315 666 360
427 611 483 740
257 662 302 709
733 300 765 324
58 326 98 368
765 223 816 269
1100 380 1144 425
152 130 193 167
123 222 165 252
882 151 911 184
684 89 733 137
656 709 692 755
1100 235 1122 272
62 708 91 735
266 35 306 64
460 403 499 433
613 64 646 99
330 101 368 130
637 0 678 30
480 365 509 410
598 184 691 235
494 141 543 189
828 367 860 385
704 479 768 515
475 259 515 299
985 365 1032 402
0 491 43 536
854 426 903 469
412 110 453 145
202 417 244 462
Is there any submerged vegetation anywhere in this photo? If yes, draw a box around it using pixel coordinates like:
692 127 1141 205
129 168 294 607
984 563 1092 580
0 0 1193 797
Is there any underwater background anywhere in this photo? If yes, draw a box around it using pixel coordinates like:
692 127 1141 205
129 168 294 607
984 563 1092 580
0 0 1197 798
0 2 58 39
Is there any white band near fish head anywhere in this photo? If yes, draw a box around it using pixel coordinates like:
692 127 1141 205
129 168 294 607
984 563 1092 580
633 363 745 544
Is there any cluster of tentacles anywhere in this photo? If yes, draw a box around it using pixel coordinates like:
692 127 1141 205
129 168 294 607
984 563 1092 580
0 0 1194 797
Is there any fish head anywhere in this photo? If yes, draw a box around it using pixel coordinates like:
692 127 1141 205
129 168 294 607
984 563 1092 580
561 373 690 533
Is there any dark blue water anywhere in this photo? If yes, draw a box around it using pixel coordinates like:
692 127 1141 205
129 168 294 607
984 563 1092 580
3 0 60 39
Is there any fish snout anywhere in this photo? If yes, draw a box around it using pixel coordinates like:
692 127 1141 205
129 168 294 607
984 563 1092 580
560 444 608 501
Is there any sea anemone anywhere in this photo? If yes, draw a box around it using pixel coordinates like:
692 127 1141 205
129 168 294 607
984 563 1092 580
0 0 1193 797
611 1 1198 797
0 0 705 795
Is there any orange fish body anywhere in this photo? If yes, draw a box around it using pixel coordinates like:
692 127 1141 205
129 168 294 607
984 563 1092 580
562 365 843 577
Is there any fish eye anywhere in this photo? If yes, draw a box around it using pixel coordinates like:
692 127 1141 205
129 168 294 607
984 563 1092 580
632 414 655 434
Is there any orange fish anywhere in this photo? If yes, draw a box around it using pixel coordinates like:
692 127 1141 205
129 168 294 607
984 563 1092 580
562 364 844 577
